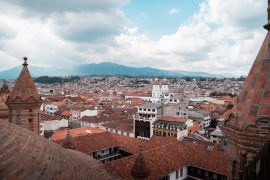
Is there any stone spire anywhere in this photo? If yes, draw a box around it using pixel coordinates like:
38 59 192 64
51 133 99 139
63 129 76 150
6 57 42 134
8 57 41 102
221 2 270 179
130 147 150 180
225 5 270 129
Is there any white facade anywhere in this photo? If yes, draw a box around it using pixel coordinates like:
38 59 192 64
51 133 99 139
80 120 101 128
151 84 170 103
124 95 152 102
177 129 188 140
103 127 135 138
44 104 58 115
80 109 98 118
167 166 188 180
40 118 68 137
203 115 211 128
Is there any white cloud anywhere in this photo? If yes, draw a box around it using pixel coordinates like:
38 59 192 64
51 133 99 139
110 0 267 76
169 8 179 15
0 0 267 76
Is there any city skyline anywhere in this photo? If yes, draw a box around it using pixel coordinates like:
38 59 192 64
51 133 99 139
0 0 267 76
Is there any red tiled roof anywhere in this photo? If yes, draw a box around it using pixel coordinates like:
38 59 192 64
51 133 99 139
51 127 105 141
159 116 188 123
61 110 70 117
102 121 133 132
55 132 177 155
106 140 227 179
51 101 66 107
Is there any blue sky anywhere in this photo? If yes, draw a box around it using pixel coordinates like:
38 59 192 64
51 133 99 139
0 0 267 76
122 0 203 39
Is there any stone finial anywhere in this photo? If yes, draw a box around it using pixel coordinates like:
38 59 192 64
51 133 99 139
63 129 76 150
130 146 150 180
23 57 28 66
264 0 270 30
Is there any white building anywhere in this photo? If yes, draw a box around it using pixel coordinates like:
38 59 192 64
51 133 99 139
166 167 188 180
44 104 58 115
151 84 170 103
40 118 68 136
80 109 98 118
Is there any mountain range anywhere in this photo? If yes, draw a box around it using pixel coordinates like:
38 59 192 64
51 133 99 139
0 62 233 79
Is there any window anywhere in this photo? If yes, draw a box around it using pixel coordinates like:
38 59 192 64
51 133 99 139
213 173 217 180
160 176 170 180
139 108 142 111
152 109 155 112
176 112 180 115
148 109 151 111
163 132 166 137
28 119 33 123
176 170 179 179
180 168 183 177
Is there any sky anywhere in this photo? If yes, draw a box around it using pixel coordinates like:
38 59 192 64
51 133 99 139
0 0 267 76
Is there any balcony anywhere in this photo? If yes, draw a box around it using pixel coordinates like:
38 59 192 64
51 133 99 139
134 115 160 122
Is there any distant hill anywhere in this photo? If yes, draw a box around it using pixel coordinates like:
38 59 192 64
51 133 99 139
72 62 233 78
0 62 233 79
0 66 66 79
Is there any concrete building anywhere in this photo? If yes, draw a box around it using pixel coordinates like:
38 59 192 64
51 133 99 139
134 102 163 139
153 116 188 140
163 94 189 118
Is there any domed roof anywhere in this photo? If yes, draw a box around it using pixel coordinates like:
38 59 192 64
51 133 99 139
8 57 41 103
0 121 117 180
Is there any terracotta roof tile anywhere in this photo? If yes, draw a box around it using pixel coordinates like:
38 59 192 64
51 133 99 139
159 116 188 123
228 32 270 128
51 127 105 141
106 140 227 179
0 121 117 179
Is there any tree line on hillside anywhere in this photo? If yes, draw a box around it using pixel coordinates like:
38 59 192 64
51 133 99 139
34 76 80 84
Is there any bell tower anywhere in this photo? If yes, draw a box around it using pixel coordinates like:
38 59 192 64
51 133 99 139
6 57 42 134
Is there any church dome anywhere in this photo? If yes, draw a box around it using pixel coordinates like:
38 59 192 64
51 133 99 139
0 121 117 180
